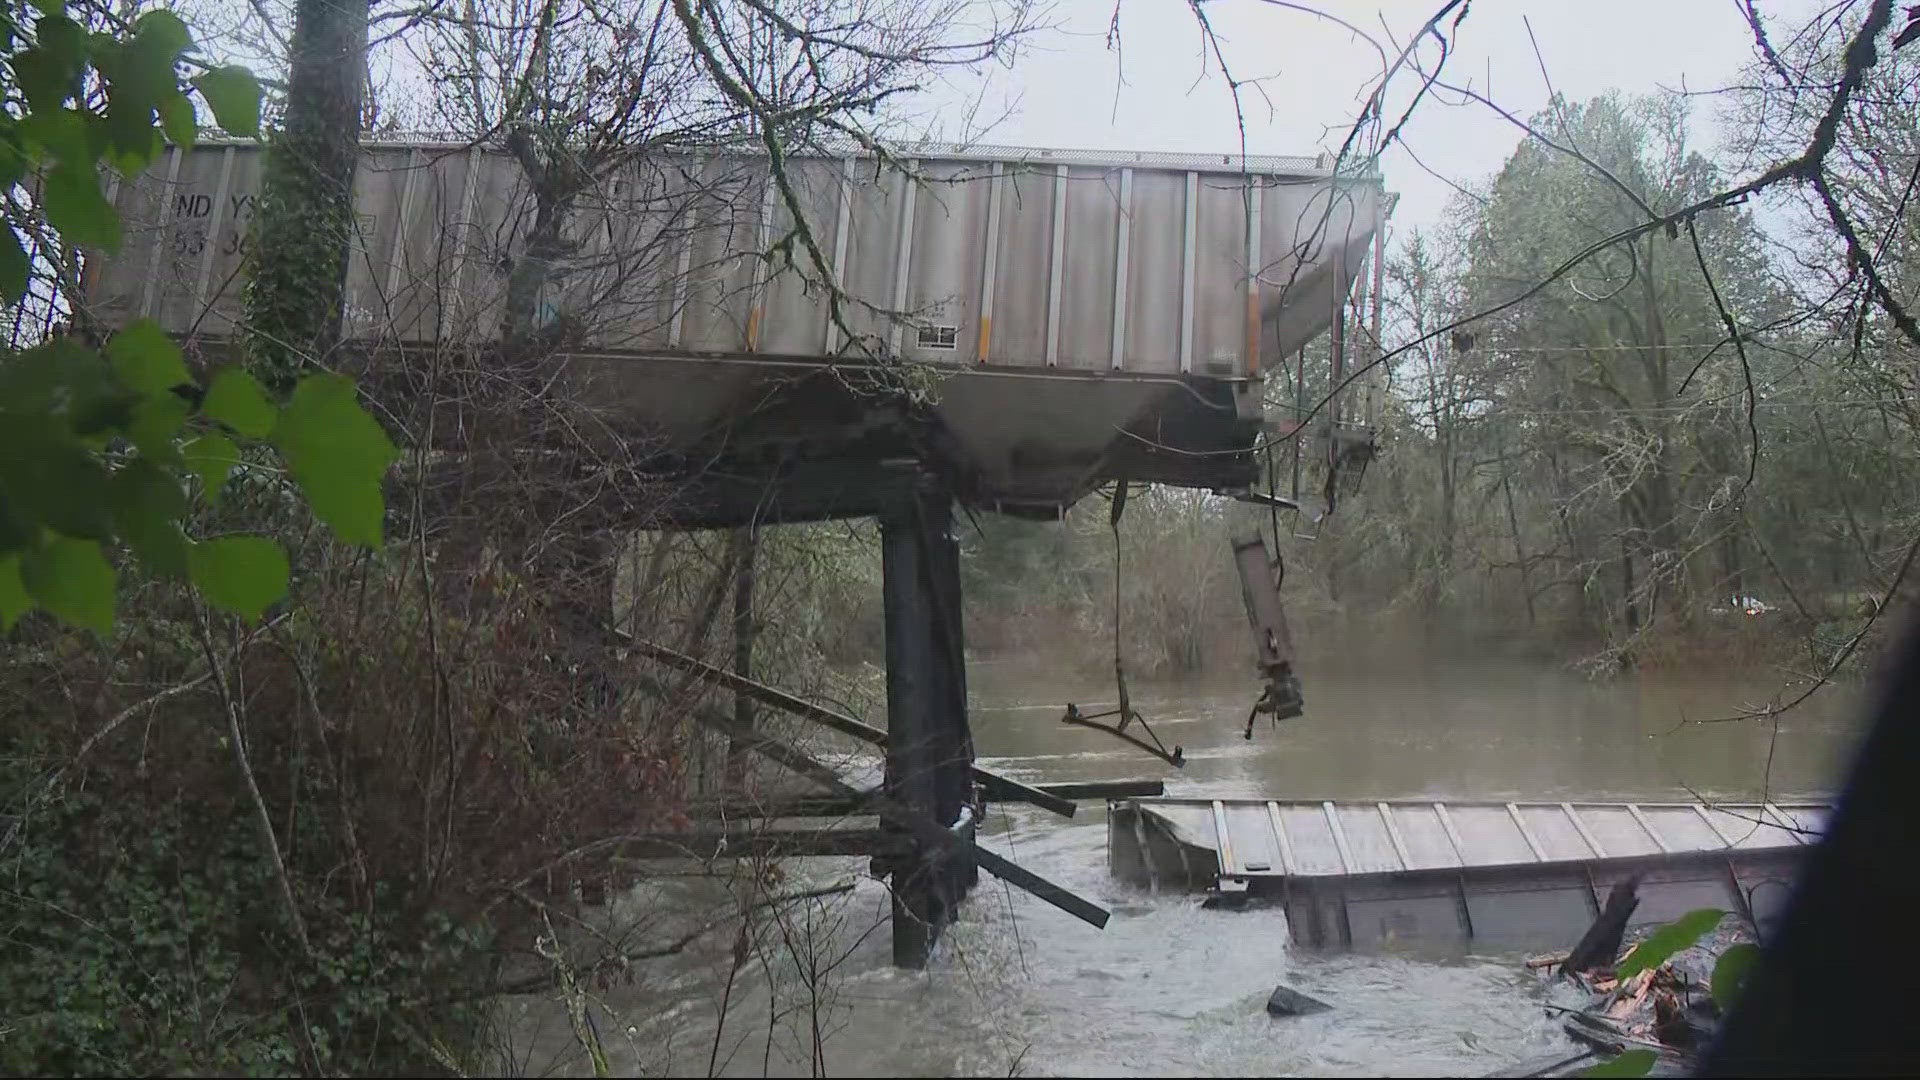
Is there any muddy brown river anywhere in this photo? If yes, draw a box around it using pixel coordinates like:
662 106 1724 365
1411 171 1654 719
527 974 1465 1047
508 661 1863 1077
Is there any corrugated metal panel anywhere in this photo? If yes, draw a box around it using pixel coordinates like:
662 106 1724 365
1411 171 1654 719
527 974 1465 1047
1119 798 1831 884
82 141 1380 377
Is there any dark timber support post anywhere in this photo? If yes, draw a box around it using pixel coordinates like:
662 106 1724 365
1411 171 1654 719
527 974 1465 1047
879 475 977 968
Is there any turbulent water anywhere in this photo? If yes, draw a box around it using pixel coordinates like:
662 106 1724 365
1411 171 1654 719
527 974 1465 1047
510 660 1863 1077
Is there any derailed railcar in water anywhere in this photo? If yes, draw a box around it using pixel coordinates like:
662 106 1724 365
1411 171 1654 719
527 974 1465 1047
1111 797 1826 950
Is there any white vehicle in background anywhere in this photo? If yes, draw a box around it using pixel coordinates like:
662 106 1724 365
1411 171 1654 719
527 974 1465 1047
1710 595 1777 617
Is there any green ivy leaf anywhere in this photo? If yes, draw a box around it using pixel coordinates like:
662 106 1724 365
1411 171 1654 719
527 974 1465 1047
0 127 27 188
182 432 239 502
1580 1049 1655 1078
1711 942 1761 1013
0 418 114 538
156 89 196 149
0 553 28 631
109 457 189 579
0 495 33 555
1617 909 1726 980
101 116 163 177
202 367 276 437
16 107 91 168
43 162 121 251
130 9 192 59
21 534 116 634
0 226 26 304
15 17 86 114
127 393 190 464
192 67 262 137
189 535 287 620
272 374 395 546
105 320 189 397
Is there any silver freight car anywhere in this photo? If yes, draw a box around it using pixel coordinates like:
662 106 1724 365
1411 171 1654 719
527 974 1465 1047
81 141 1383 519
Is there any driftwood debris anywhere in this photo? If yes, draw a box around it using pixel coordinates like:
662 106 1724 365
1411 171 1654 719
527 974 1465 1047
1562 875 1642 976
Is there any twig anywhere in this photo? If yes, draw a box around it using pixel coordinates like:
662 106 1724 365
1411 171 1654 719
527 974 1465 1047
1684 217 1761 489
194 602 312 957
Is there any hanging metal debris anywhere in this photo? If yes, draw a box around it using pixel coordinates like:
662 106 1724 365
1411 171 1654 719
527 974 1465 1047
1232 532 1305 738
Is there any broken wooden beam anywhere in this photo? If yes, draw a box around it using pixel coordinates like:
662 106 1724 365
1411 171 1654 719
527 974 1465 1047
622 633 1077 819
624 632 886 743
689 780 1157 820
690 794 874 819
1040 779 1167 800
642 667 1111 931
609 827 909 860
974 770 1077 818
970 843 1110 929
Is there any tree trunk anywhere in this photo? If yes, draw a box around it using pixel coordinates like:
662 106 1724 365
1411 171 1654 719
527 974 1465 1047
726 526 757 790
245 0 371 390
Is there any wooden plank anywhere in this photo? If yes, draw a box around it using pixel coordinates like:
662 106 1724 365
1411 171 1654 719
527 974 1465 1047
973 843 1111 929
691 794 872 819
1626 803 1674 853
627 632 884 740
1377 802 1412 871
625 632 1074 818
1322 801 1355 874
1211 800 1239 877
1433 802 1467 866
612 827 908 860
1265 801 1297 876
1562 802 1608 858
1507 802 1548 862
973 771 1079 818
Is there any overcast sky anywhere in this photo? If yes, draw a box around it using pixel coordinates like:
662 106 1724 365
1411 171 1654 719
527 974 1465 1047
922 0 1824 244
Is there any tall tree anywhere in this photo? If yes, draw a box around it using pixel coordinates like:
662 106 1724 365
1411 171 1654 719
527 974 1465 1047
244 0 370 389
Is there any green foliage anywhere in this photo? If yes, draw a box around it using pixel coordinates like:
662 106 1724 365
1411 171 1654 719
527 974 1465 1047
0 757 490 1076
204 366 278 438
0 320 392 631
188 535 289 619
0 8 397 635
1711 941 1761 1012
192 64 262 136
0 552 28 628
272 374 399 546
19 533 116 631
1616 907 1726 979
1581 1048 1656 1077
